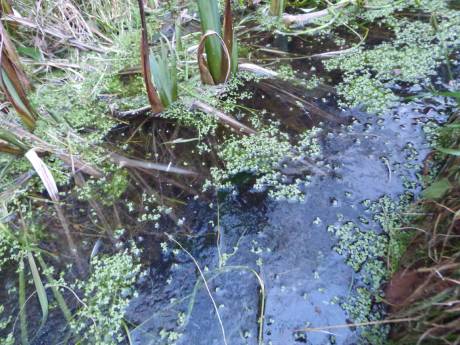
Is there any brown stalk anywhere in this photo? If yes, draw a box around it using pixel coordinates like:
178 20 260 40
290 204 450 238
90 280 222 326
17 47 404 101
137 0 164 113
110 152 197 175
0 141 22 154
222 0 233 75
0 23 37 130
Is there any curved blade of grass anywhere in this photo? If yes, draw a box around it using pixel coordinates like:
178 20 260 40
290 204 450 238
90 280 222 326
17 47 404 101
37 255 72 322
19 258 29 345
197 31 231 85
25 149 59 202
137 0 164 113
197 0 223 83
27 252 48 330
438 147 460 156
25 148 85 276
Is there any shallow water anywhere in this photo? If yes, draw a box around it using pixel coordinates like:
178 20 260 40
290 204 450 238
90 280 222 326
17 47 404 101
125 91 453 345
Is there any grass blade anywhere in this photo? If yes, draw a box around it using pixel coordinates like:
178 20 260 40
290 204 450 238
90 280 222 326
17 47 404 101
137 0 164 113
0 141 22 154
438 147 460 156
149 39 177 107
37 255 72 322
0 0 12 14
25 149 59 202
0 21 30 90
27 252 48 330
19 258 29 345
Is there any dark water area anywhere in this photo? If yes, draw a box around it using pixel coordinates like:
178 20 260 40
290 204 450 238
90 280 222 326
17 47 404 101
120 26 460 345
125 91 454 345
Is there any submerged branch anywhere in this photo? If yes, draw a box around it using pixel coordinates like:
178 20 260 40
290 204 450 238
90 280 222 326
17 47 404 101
239 63 278 78
191 100 256 135
110 152 197 175
282 0 352 27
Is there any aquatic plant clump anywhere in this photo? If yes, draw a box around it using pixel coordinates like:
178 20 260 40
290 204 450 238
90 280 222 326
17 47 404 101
324 7 460 114
207 127 322 201
70 248 141 344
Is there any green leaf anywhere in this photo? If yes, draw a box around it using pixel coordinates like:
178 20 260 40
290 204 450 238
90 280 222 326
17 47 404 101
270 0 286 16
27 252 48 330
438 147 460 156
438 91 460 104
423 178 451 199
19 259 29 345
149 41 177 108
197 0 223 83
17 46 41 61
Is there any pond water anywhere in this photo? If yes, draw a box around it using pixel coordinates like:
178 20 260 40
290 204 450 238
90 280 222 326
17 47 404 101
5 11 458 345
125 84 452 345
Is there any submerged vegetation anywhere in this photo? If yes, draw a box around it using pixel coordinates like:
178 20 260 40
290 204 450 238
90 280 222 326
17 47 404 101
0 0 459 344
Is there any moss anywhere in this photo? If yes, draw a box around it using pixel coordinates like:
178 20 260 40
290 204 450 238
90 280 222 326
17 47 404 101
162 102 219 138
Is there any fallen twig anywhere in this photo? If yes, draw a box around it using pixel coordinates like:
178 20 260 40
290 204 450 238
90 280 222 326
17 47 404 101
191 100 256 135
110 152 197 175
282 0 352 27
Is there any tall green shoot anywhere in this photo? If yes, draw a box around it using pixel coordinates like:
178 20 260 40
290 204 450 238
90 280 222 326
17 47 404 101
196 0 237 85
270 0 286 17
150 40 178 108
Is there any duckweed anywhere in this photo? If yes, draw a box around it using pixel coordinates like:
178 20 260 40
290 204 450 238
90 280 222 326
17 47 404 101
70 247 141 344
